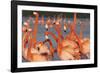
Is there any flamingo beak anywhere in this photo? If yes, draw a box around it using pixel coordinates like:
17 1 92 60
45 24 48 31
64 25 67 32
45 35 49 39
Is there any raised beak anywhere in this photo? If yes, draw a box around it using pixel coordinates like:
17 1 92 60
45 24 48 31
64 25 67 32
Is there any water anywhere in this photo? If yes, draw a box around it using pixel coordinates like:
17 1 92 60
22 16 90 62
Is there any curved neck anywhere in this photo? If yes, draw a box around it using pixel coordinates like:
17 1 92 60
22 33 27 49
43 39 54 56
45 32 59 43
45 31 62 55
22 32 33 53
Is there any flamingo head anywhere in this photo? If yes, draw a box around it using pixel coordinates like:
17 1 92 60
22 22 29 32
33 12 39 16
36 43 42 51
45 24 49 31
22 22 32 33
64 24 67 32
35 42 49 53
24 22 29 26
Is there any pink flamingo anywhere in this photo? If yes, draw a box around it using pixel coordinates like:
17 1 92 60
22 12 55 62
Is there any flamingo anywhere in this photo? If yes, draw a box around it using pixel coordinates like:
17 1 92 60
22 12 55 62
55 13 81 60
44 30 80 60
22 22 32 61
64 14 90 59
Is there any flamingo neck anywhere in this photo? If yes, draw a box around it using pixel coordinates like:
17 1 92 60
41 16 44 25
72 13 77 31
45 32 59 43
22 32 30 48
54 24 63 40
45 31 62 55
32 15 39 47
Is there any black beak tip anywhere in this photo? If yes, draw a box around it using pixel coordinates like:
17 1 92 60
46 28 48 31
37 47 40 51
64 30 66 32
